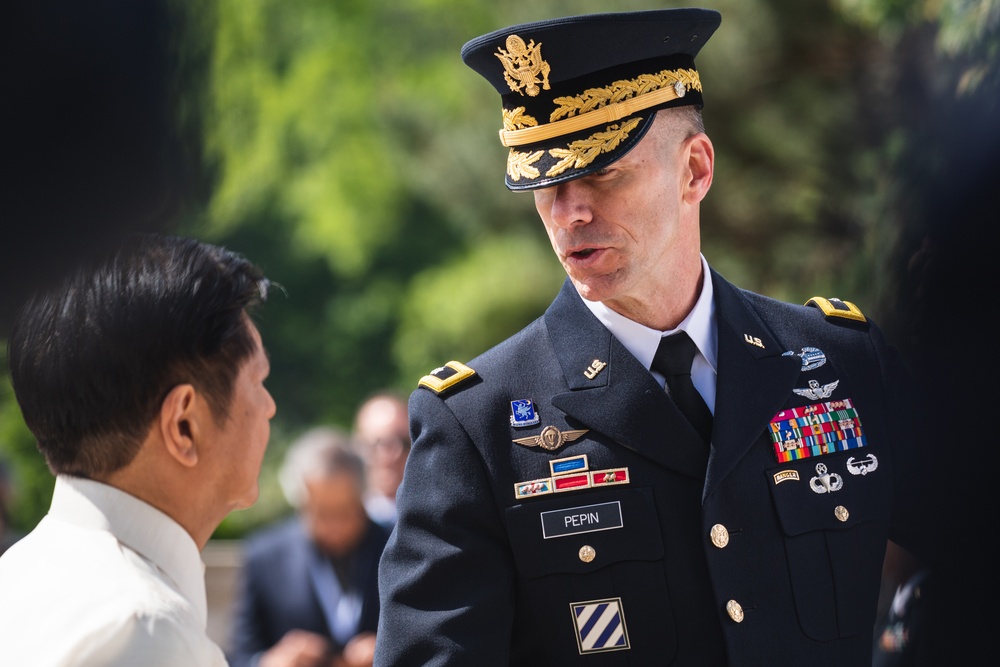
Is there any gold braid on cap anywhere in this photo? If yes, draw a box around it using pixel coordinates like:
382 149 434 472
502 107 540 131
545 117 642 177
506 149 544 181
499 68 701 148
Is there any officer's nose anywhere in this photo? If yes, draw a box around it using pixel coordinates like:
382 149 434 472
534 179 594 230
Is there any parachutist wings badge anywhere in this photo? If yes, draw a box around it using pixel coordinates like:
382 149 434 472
513 425 589 452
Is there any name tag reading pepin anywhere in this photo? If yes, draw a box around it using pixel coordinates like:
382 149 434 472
541 501 623 539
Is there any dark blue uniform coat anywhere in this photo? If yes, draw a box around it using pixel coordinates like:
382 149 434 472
375 271 936 666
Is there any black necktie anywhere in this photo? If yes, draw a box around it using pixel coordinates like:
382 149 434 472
651 331 713 445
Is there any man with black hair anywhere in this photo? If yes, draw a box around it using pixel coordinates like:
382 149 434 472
0 233 276 666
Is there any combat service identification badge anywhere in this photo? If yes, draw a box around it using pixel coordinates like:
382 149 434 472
570 598 630 654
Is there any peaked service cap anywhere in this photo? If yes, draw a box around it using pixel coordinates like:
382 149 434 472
461 8 721 191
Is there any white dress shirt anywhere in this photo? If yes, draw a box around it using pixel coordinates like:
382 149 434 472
0 475 228 666
364 492 398 529
581 253 719 413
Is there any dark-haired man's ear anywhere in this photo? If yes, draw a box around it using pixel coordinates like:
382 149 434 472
159 384 199 468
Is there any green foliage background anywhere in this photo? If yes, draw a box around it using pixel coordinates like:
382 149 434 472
2 0 997 538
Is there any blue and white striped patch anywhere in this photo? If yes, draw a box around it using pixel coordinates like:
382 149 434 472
570 598 630 654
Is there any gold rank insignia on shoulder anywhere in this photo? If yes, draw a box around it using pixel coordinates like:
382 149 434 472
417 361 476 394
805 296 867 323
513 425 588 451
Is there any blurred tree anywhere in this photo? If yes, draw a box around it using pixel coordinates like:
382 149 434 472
834 0 1000 350
0 349 51 536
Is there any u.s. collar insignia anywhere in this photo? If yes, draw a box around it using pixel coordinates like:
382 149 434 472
496 34 551 97
513 425 589 451
793 379 839 400
510 399 540 427
583 359 607 380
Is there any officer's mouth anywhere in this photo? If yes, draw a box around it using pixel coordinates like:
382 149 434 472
563 243 610 266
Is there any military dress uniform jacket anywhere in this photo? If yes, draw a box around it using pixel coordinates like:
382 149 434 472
374 270 936 667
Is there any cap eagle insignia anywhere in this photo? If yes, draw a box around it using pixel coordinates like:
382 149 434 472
496 34 551 97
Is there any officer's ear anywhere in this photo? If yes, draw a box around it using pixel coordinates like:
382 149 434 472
158 383 200 468
682 133 714 204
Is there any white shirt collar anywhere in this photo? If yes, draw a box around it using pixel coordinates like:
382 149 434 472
581 254 718 373
580 254 718 412
48 475 208 626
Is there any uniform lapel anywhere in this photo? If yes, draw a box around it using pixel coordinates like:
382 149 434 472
544 280 709 479
706 272 802 493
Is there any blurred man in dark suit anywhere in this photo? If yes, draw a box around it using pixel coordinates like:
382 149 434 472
230 427 388 667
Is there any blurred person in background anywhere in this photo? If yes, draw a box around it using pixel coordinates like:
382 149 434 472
0 233 275 666
229 426 388 667
351 391 410 529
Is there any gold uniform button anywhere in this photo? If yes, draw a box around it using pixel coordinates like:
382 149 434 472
578 545 596 563
710 524 729 548
834 505 849 522
726 600 744 623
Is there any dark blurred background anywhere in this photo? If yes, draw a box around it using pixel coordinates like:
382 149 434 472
2 1 198 330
